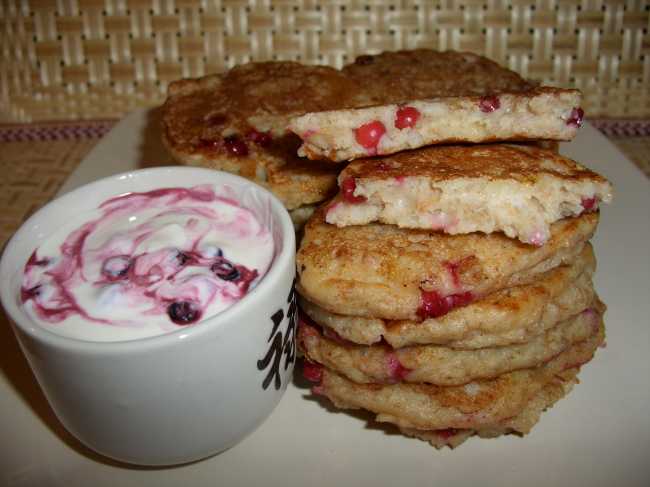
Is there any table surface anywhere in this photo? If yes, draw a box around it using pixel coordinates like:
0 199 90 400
1 111 649 487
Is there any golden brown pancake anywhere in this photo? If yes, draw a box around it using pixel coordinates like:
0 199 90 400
299 244 596 349
342 49 535 101
400 366 579 448
325 144 612 244
299 299 603 386
308 319 603 431
162 62 373 210
164 61 372 145
297 207 599 320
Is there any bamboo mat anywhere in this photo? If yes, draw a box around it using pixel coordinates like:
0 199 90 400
2 0 649 121
0 120 648 247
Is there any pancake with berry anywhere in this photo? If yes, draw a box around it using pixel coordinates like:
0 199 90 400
290 88 583 162
299 244 595 349
323 144 612 245
303 318 603 441
297 205 599 321
162 61 373 215
299 298 603 386
342 50 534 101
291 50 583 161
400 366 580 448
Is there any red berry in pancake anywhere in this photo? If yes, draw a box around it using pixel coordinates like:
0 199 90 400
303 360 323 383
418 289 473 319
567 107 584 127
355 120 386 151
581 196 597 211
341 177 367 204
395 106 420 129
386 352 412 382
224 136 249 156
479 95 501 113
436 428 460 440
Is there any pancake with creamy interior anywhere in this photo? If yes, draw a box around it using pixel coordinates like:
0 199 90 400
291 88 583 162
324 144 612 245
291 50 580 161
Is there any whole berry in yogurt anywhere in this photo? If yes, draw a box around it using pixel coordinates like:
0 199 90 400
20 185 275 341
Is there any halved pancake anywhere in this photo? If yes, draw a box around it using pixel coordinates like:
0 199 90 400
299 300 603 386
400 367 579 448
297 207 599 320
300 244 596 348
162 62 373 209
325 144 612 244
307 319 603 431
291 50 578 161
291 88 583 161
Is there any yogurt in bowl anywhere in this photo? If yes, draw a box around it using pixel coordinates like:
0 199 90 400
21 185 275 341
1 167 296 466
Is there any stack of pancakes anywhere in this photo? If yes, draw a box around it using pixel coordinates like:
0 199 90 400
292 53 612 448
296 149 611 447
162 50 613 447
162 50 579 228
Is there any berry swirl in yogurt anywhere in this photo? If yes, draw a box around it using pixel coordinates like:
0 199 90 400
21 185 275 341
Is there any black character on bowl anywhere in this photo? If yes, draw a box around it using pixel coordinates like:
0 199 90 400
257 278 297 390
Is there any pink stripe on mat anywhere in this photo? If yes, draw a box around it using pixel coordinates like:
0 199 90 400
0 118 648 142
588 119 650 137
0 120 116 142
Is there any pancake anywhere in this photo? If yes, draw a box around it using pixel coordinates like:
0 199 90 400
306 319 603 431
298 299 603 386
162 61 372 209
163 140 339 211
325 144 612 245
297 206 599 320
299 244 596 349
400 367 579 448
289 204 318 230
290 49 569 161
526 140 560 153
341 50 535 102
163 61 371 142
290 88 583 162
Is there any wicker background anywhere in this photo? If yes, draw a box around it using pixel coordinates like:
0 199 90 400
1 0 649 122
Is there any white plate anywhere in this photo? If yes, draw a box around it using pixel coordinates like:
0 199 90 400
2 109 649 487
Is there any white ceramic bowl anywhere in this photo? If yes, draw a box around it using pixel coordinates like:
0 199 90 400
0 167 296 466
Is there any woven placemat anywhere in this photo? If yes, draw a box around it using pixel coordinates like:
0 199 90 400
590 119 650 177
608 136 650 177
0 138 100 245
1 0 648 121
0 119 647 246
